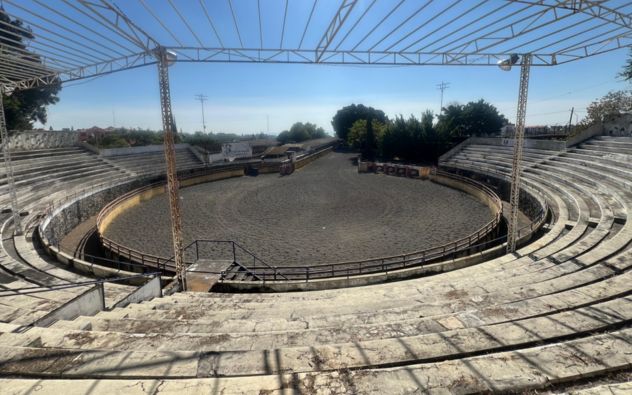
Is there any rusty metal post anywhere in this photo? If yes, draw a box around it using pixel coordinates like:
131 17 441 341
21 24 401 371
155 47 186 291
507 54 532 254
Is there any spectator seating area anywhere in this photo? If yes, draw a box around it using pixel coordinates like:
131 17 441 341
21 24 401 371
0 137 630 392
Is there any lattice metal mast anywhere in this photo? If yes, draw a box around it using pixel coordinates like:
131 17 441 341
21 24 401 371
156 47 186 290
507 54 532 254
0 86 22 236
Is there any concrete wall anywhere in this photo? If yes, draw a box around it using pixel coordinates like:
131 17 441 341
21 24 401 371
113 276 161 308
566 123 604 147
430 174 502 215
100 144 190 157
32 284 105 327
4 131 79 151
604 113 632 136
40 177 157 247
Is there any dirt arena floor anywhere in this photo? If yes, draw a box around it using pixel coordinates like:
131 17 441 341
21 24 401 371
104 152 494 266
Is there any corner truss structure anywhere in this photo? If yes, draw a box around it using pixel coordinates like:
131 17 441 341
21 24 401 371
1 1 631 276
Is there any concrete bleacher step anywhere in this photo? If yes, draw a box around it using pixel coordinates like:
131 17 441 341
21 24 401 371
0 326 627 394
3 293 629 357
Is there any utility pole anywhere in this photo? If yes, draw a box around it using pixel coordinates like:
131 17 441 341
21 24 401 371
266 114 270 134
507 54 532 254
437 81 450 114
194 94 208 133
156 47 186 291
567 107 574 134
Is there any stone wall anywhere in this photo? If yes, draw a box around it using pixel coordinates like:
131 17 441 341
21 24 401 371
4 131 79 151
604 113 632 136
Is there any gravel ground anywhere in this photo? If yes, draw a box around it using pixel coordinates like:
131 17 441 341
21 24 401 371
104 152 493 266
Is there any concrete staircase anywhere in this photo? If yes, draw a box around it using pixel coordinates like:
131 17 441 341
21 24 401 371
106 147 205 176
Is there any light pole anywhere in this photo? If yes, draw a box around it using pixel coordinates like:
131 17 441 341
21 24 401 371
155 47 187 291
498 53 532 254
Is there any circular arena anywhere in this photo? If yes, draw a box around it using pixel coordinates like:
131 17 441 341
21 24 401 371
102 152 494 266
1 1 632 393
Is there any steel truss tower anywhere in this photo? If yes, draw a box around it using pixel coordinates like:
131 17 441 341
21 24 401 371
0 87 22 236
507 54 532 254
156 48 186 290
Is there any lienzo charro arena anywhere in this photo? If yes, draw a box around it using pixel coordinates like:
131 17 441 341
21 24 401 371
1 1 631 394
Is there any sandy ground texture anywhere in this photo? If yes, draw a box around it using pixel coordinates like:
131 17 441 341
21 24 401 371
104 152 493 266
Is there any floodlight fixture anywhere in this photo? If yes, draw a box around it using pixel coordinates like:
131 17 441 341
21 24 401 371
497 54 520 71
153 47 178 66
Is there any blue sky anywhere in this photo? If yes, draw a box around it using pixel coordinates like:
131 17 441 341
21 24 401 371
43 49 629 134
25 0 630 134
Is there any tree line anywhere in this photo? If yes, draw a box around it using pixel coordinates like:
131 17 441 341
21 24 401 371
332 102 508 163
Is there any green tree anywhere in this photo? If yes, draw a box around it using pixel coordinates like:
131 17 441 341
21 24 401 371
581 90 632 126
348 118 386 160
332 104 388 142
1 9 61 131
436 99 507 138
277 122 327 144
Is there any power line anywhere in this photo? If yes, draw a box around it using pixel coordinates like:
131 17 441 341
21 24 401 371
437 81 450 114
194 93 208 133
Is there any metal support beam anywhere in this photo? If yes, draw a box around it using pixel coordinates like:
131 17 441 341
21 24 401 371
0 86 22 235
507 53 532 254
315 0 358 62
156 47 186 290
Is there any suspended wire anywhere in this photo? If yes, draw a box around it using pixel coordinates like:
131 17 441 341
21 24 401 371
31 0 131 56
299 0 318 49
524 5 628 52
62 0 134 52
468 7 611 56
0 16 105 64
167 0 204 47
430 4 533 53
399 0 488 53
504 12 618 54
385 0 464 52
198 0 224 48
416 1 511 53
280 0 289 48
257 0 263 48
60 0 146 52
351 0 406 51
227 0 244 48
369 0 435 52
558 29 630 59
334 0 377 51
139 0 184 46
4 0 123 60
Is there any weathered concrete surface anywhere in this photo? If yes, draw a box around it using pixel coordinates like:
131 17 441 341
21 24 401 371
100 144 191 157
4 131 78 151
0 328 629 393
